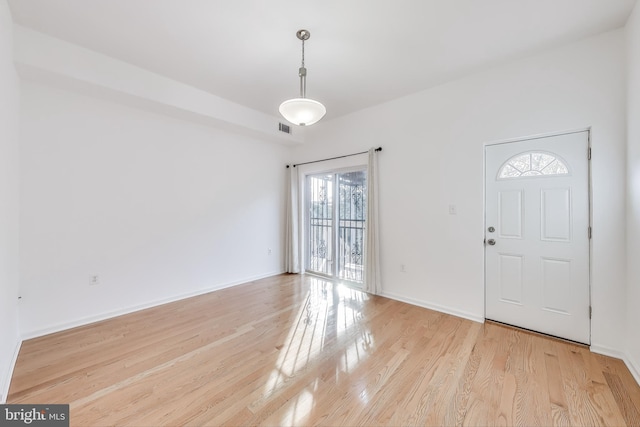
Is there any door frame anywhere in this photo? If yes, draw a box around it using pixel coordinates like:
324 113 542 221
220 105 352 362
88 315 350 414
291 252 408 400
483 127 593 343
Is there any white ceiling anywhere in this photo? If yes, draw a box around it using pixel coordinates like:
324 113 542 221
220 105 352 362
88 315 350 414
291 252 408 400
7 0 638 122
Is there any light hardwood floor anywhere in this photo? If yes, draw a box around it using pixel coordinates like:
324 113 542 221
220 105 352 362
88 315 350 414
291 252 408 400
8 274 640 426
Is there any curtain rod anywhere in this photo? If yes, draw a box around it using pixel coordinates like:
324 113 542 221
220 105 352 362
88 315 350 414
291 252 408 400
287 147 382 168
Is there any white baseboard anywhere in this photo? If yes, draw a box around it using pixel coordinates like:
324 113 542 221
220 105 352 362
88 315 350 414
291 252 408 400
0 338 22 404
590 345 640 388
21 271 284 340
624 351 640 387
380 291 485 324
590 344 624 359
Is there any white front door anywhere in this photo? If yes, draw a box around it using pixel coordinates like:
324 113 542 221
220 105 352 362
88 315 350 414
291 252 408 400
485 131 590 344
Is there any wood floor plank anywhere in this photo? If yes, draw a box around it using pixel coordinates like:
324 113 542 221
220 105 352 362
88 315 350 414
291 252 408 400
603 371 640 427
8 274 640 426
459 323 507 425
544 351 572 426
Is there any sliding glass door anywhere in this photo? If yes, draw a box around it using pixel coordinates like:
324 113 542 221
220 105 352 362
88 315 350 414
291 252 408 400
306 170 367 283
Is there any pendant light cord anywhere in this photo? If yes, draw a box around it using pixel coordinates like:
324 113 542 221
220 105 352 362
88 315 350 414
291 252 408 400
299 38 306 98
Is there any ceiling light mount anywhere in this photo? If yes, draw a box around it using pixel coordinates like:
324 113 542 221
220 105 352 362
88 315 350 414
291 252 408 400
279 29 326 126
296 29 310 41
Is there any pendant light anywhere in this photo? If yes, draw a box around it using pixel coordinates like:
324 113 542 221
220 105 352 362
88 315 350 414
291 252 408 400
279 29 326 126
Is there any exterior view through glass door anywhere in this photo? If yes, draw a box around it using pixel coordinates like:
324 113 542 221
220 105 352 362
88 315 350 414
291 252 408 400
306 170 367 284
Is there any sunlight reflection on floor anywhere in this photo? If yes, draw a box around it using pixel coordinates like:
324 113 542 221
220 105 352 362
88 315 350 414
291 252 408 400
261 276 374 424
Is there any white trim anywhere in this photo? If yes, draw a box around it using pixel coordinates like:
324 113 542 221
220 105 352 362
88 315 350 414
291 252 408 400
591 345 640 388
0 339 22 404
21 271 284 340
590 344 625 359
484 127 592 147
380 291 485 324
624 352 640 387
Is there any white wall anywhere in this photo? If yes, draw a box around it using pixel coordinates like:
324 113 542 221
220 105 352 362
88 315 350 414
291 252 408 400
19 80 289 337
0 0 21 403
626 2 640 383
296 30 627 351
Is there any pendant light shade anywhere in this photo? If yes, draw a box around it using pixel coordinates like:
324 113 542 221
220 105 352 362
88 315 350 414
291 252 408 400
279 98 326 126
279 29 326 126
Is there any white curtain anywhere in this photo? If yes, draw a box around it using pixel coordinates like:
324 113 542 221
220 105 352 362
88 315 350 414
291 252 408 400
364 148 381 294
285 165 300 273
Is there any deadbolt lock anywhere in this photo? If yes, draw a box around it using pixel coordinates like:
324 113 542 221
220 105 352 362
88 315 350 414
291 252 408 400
488 226 495 233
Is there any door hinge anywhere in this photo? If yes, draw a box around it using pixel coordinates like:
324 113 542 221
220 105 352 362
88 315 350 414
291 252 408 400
588 147 592 160
588 227 592 239
589 306 592 319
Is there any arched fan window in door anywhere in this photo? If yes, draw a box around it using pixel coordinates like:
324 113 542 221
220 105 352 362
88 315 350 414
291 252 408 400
497 151 569 179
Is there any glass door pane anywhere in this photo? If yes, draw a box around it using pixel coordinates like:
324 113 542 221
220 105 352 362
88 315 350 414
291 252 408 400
307 174 334 276
337 171 366 283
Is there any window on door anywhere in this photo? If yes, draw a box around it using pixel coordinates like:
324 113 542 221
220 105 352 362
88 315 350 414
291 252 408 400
306 170 367 284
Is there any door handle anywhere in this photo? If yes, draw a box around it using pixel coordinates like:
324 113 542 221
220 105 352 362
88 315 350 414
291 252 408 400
487 239 496 246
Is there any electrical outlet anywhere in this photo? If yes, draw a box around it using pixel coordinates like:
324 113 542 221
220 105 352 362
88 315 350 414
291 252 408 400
90 275 100 286
268 248 272 255
400 264 406 273
448 204 457 215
